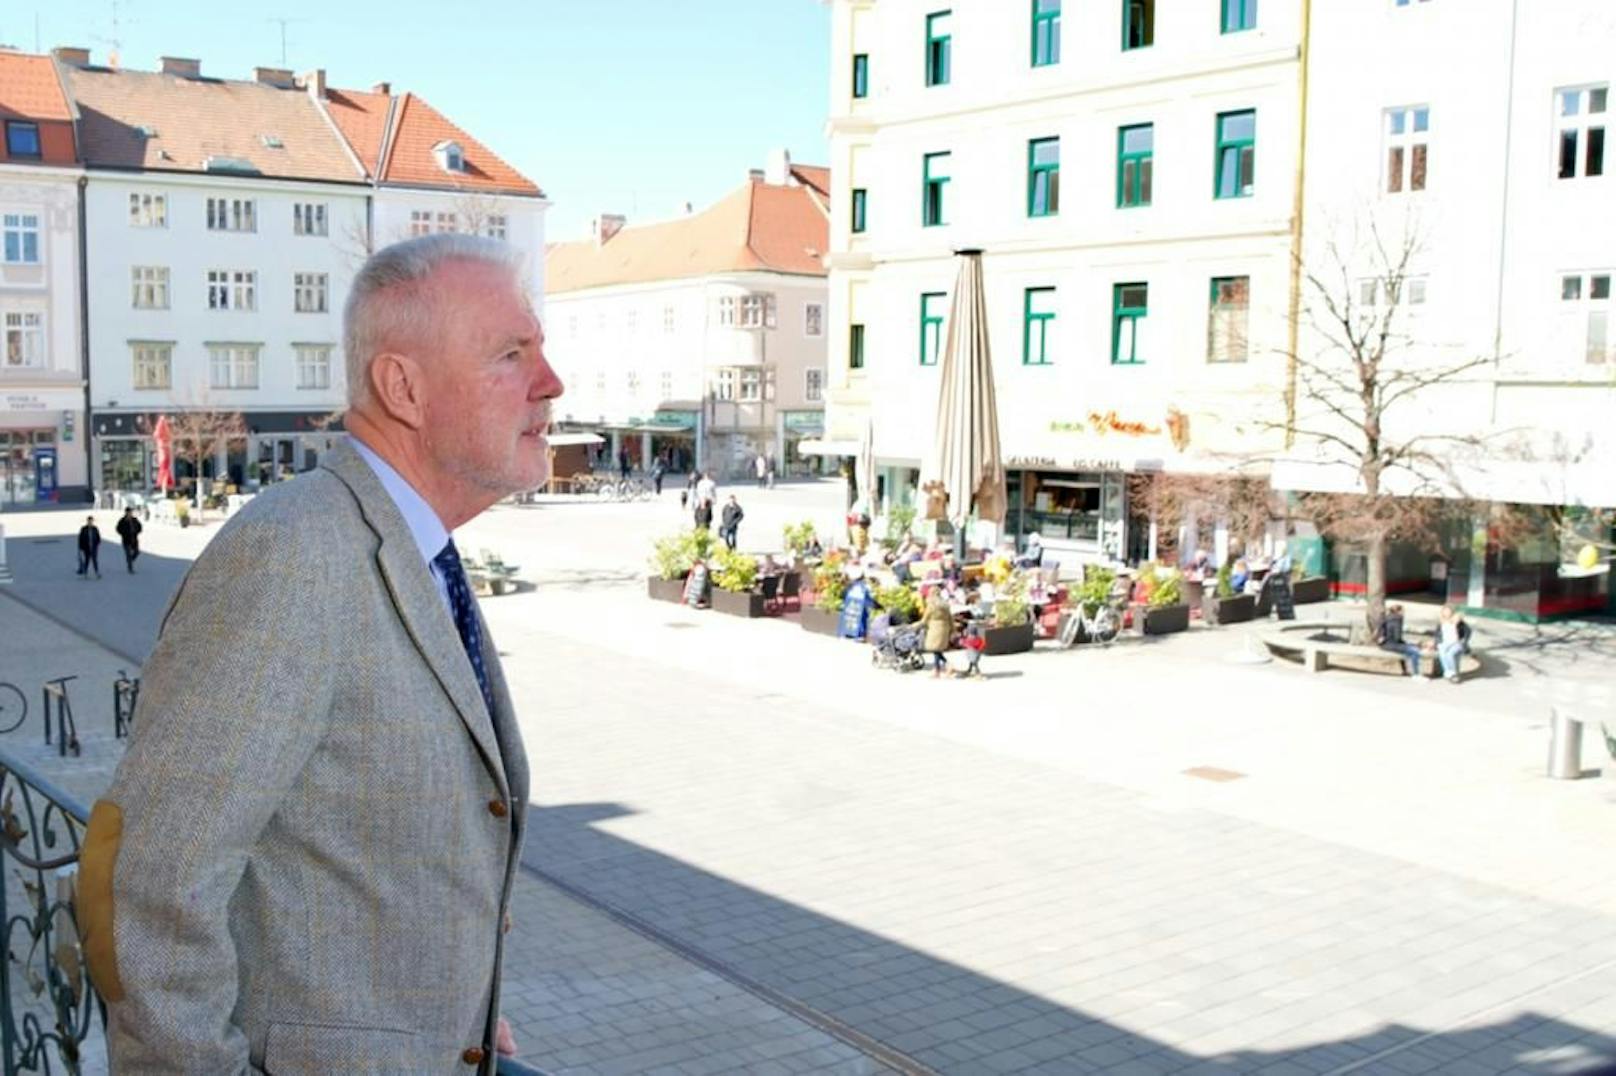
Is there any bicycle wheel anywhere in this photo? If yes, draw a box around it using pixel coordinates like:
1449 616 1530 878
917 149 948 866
1092 609 1120 645
1057 611 1082 649
0 682 26 735
596 480 617 502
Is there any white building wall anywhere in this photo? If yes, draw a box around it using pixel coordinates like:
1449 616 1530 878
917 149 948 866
827 0 1302 478
0 165 86 496
86 173 366 413
370 189 548 323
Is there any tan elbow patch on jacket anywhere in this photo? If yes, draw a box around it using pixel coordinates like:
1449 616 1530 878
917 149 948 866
79 799 125 1003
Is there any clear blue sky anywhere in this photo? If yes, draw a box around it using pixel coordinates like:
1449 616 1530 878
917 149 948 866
15 1 831 241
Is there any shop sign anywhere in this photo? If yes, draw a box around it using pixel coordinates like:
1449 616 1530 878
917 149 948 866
783 411 825 434
1045 412 1165 437
1007 454 1125 473
4 394 49 411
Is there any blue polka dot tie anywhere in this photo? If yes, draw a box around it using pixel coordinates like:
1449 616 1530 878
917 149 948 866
434 539 496 718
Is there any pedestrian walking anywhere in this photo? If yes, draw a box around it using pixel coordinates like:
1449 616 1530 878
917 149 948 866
617 447 631 481
719 494 744 551
765 455 776 490
954 618 986 679
696 471 717 509
921 591 954 678
651 456 666 495
76 515 102 578
754 452 767 489
694 495 713 532
681 470 697 510
115 507 143 573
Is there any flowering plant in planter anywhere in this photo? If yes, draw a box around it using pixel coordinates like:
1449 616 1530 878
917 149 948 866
992 570 1033 627
811 551 848 612
711 546 760 593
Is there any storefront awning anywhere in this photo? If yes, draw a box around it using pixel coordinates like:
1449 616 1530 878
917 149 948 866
545 432 605 447
797 438 860 457
1270 457 1616 508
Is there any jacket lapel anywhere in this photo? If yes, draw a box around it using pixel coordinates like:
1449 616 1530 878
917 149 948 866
322 442 508 797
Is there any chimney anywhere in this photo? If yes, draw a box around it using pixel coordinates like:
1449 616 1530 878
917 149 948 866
371 81 391 95
253 66 295 88
593 214 626 246
747 168 765 183
51 46 90 67
765 147 792 186
159 56 201 78
300 68 326 100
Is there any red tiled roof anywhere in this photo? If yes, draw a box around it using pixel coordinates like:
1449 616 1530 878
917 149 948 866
323 86 391 175
546 172 829 294
327 89 540 196
790 164 830 198
62 65 362 181
0 52 73 121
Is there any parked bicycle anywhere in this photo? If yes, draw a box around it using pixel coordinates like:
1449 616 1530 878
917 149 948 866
1057 590 1126 648
0 680 25 735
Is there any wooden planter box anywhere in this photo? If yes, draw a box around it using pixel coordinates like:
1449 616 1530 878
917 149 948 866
647 576 686 603
1293 576 1331 604
982 622 1035 655
799 605 842 635
712 588 766 618
1138 603 1191 635
1202 592 1257 625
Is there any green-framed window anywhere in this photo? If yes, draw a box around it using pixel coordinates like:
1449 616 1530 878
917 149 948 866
1032 0 1061 66
1221 0 1257 33
1112 283 1148 365
1117 124 1153 207
852 54 869 98
920 292 946 365
850 323 866 370
926 11 952 86
1207 276 1250 363
1215 110 1256 198
923 152 951 226
1123 0 1154 50
1028 137 1060 217
1023 287 1056 365
851 188 868 233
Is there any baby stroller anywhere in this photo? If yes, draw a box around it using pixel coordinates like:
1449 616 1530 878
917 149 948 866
869 615 926 673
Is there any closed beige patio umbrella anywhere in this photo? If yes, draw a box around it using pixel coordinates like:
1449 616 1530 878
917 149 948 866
920 249 1006 540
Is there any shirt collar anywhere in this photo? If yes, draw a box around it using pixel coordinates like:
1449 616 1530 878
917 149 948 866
349 436 451 567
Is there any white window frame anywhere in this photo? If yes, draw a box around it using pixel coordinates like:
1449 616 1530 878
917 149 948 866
805 367 825 402
739 293 777 329
2 213 41 264
626 369 640 395
435 212 457 234
1561 271 1613 364
2 311 44 368
410 210 433 237
293 202 329 236
294 344 333 389
128 192 167 228
131 266 170 310
294 272 329 314
207 343 261 389
1555 84 1608 180
483 215 508 240
717 296 737 327
716 368 736 400
659 370 673 399
132 342 174 390
738 368 763 401
1358 275 1428 308
804 302 824 337
1207 276 1250 364
626 309 639 334
206 197 257 233
1384 105 1430 194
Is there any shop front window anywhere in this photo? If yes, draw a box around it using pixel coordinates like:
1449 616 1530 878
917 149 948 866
1015 472 1104 543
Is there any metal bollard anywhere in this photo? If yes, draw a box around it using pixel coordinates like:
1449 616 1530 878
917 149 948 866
1547 707 1584 780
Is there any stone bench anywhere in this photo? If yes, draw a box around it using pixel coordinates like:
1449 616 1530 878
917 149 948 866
1262 622 1481 678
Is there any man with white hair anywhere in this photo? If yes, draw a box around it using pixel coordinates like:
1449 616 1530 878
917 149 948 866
79 234 562 1073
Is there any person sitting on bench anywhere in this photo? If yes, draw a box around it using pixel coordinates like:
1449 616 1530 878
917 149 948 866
1376 603 1423 677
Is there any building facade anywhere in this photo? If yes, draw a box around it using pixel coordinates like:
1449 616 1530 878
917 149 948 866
824 0 1302 564
0 51 84 505
545 154 829 479
1280 0 1616 617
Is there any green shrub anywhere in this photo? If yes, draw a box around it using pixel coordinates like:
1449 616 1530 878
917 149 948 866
875 584 920 622
1077 566 1116 616
992 570 1032 626
1215 560 1234 599
782 520 818 555
812 559 847 612
648 529 715 580
879 504 917 552
1148 566 1184 608
711 546 759 593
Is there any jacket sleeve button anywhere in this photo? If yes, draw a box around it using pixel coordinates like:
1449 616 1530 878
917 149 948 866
462 1045 487 1065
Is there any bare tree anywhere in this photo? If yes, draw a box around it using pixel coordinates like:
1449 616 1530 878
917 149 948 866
1275 218 1494 631
1128 472 1282 563
151 387 247 513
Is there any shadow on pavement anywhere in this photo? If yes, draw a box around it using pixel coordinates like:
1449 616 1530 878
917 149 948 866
523 802 1616 1075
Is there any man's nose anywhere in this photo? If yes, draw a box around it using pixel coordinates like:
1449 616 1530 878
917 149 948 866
530 352 564 401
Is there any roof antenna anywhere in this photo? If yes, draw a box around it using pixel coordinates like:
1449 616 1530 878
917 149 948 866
266 16 307 66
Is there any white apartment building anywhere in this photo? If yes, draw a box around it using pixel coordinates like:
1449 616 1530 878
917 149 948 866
545 155 829 479
825 0 1302 565
1280 0 1616 618
50 52 546 496
0 51 85 505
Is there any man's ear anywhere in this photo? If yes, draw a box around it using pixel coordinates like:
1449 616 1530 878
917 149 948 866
370 351 427 430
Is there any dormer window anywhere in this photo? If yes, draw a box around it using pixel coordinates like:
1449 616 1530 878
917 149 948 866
433 140 465 173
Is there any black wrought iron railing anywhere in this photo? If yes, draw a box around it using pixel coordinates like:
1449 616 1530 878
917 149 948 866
0 753 102 1075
